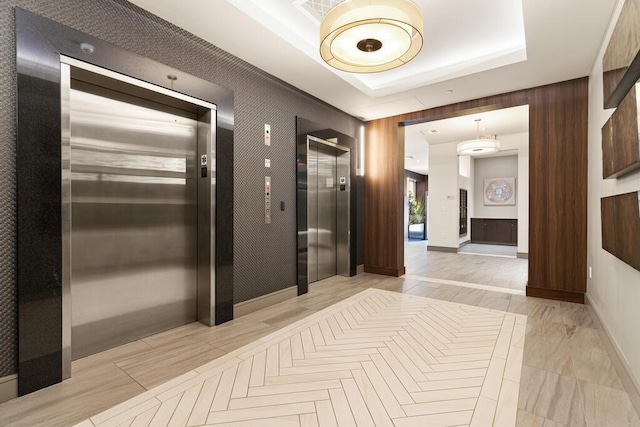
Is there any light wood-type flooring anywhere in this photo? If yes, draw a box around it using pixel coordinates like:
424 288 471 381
73 288 526 426
0 273 638 426
405 241 528 291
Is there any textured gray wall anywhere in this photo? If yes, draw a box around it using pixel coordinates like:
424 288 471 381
0 0 362 377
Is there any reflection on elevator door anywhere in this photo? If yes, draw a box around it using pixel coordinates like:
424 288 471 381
69 80 199 360
307 139 350 284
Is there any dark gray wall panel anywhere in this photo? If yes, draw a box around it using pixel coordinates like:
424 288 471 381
0 0 362 377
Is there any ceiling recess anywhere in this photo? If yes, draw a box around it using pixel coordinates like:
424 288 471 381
293 0 345 22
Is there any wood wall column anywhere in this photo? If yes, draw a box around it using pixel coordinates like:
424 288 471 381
364 121 406 276
363 77 589 304
527 78 588 303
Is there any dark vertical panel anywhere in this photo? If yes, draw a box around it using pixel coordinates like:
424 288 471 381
296 117 361 294
16 11 63 394
216 124 234 324
601 192 640 272
603 85 640 178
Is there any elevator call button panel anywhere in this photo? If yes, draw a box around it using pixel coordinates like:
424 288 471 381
265 176 271 224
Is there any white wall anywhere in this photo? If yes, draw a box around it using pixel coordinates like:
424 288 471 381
428 132 528 251
471 133 529 253
474 155 519 219
459 155 473 245
587 0 640 387
427 142 460 249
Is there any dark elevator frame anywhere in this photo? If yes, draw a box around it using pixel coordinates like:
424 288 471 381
296 117 358 295
16 8 234 396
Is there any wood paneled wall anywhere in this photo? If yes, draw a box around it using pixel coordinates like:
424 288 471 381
364 78 589 303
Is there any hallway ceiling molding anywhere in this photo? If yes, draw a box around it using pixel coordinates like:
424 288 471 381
128 0 617 120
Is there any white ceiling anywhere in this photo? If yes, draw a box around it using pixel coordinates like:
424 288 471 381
404 105 529 175
127 0 617 121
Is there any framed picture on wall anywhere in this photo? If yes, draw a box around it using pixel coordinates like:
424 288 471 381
484 177 516 205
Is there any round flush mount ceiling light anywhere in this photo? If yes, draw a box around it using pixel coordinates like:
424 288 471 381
320 0 424 73
457 119 501 156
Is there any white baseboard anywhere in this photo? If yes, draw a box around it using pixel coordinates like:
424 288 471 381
586 294 640 414
234 286 298 318
0 374 17 404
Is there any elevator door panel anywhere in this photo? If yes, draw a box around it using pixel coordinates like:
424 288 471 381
308 147 319 283
316 147 337 281
70 82 198 359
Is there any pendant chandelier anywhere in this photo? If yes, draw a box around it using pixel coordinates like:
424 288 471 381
457 119 501 156
320 0 424 73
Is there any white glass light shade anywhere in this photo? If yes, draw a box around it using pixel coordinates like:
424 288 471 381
320 0 423 73
457 139 501 156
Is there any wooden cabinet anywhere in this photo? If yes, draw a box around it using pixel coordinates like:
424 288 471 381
471 218 517 245
459 189 468 236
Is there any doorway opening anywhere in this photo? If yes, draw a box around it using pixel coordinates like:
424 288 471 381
403 105 529 292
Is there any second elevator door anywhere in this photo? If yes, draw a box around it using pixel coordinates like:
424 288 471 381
308 142 338 283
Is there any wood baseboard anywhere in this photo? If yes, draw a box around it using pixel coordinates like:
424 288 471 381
526 286 584 304
0 374 17 404
427 246 458 253
364 265 405 277
517 252 529 259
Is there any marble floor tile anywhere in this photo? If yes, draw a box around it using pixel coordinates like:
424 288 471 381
517 409 567 426
571 348 624 391
566 326 606 353
518 365 586 426
522 345 573 377
579 380 640 426
452 288 487 305
422 284 462 301
477 295 511 311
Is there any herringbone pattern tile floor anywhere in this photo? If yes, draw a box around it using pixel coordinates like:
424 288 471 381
74 289 526 427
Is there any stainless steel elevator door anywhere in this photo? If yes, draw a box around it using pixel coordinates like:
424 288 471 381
308 142 338 283
70 80 199 360
316 147 338 281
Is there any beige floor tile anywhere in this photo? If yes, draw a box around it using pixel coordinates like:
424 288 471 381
578 380 640 426
571 348 624 391
115 337 225 389
0 363 145 427
206 401 315 424
452 288 487 306
471 395 498 427
523 335 573 376
495 379 520 426
518 365 586 426
391 410 473 427
11 286 529 427
71 340 153 375
478 295 511 311
314 400 338 427
228 389 328 410
187 374 222 426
